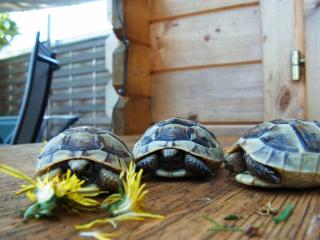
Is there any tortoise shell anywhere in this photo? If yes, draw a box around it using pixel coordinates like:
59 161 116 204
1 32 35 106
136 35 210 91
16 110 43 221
228 119 320 187
133 118 224 168
37 126 132 176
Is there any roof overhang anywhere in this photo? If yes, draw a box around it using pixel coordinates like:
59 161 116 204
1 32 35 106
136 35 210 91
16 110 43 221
0 0 100 12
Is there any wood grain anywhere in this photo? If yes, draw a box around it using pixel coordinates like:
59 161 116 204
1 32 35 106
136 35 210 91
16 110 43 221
113 96 151 135
126 43 151 97
150 5 262 72
151 64 263 123
304 0 320 120
108 0 152 134
107 0 150 45
107 0 124 40
149 0 259 21
0 142 319 239
260 0 306 120
105 36 151 97
111 42 151 133
105 33 126 93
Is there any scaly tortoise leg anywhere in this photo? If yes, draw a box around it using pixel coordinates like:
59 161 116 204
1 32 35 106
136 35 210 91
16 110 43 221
242 154 281 185
96 168 121 192
136 153 159 173
184 154 214 177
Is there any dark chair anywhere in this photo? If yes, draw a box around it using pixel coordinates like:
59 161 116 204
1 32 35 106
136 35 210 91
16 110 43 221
10 32 58 144
8 32 78 144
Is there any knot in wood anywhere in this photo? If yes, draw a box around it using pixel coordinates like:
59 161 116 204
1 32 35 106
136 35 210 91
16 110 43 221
277 86 291 111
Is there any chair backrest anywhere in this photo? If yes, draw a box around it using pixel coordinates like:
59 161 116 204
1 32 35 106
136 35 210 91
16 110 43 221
10 32 60 144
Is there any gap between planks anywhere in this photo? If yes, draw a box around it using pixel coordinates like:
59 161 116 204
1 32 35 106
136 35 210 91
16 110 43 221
150 1 259 23
151 60 262 74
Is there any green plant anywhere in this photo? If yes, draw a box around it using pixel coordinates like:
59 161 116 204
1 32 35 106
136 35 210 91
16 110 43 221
0 13 19 50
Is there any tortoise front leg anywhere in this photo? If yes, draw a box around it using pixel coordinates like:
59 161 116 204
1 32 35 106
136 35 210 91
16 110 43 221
136 153 159 173
244 154 281 184
96 168 121 192
185 154 214 177
224 151 246 173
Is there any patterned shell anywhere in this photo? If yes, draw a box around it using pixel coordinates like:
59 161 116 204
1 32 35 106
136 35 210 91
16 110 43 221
133 118 224 167
37 126 132 176
230 119 320 186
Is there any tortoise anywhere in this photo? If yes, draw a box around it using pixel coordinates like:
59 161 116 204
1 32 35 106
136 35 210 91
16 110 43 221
133 118 224 178
37 126 132 191
224 119 320 188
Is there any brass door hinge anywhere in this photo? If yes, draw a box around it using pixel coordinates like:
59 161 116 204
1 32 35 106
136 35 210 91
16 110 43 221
291 49 305 81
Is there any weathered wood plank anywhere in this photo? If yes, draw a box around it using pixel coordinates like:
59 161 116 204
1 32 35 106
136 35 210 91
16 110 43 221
54 36 107 53
108 0 149 45
113 96 151 135
51 90 105 101
260 0 306 120
52 75 110 89
150 5 262 71
105 34 150 97
0 63 28 77
108 0 152 134
58 50 105 65
0 143 319 239
206 124 251 147
50 104 105 114
149 0 259 21
151 64 263 123
304 0 320 120
54 63 106 78
126 43 150 97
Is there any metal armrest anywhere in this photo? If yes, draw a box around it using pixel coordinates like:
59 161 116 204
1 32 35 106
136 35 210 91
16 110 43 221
36 115 79 142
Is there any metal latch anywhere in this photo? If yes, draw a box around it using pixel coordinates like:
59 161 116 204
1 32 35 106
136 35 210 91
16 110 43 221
291 49 305 81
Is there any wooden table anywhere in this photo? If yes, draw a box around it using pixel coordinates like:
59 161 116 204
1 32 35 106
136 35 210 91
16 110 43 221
0 136 319 240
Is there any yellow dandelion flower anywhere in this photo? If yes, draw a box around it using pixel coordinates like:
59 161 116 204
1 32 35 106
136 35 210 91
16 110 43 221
76 161 164 230
0 164 104 219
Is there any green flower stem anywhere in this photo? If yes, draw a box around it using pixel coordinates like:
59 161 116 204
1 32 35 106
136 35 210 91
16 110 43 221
24 196 56 219
273 204 294 224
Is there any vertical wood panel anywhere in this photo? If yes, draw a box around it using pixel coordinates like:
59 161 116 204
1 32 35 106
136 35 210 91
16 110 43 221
304 0 320 120
261 0 306 120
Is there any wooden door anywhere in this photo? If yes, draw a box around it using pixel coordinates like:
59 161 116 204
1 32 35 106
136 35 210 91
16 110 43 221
304 0 320 120
261 0 320 121
106 0 320 142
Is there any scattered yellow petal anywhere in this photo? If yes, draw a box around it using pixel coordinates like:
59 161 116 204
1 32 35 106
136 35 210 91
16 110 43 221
80 231 117 240
76 218 117 230
76 161 164 230
0 164 35 185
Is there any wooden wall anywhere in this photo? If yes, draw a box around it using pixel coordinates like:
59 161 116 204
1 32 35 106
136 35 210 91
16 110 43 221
148 0 262 138
304 0 320 120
